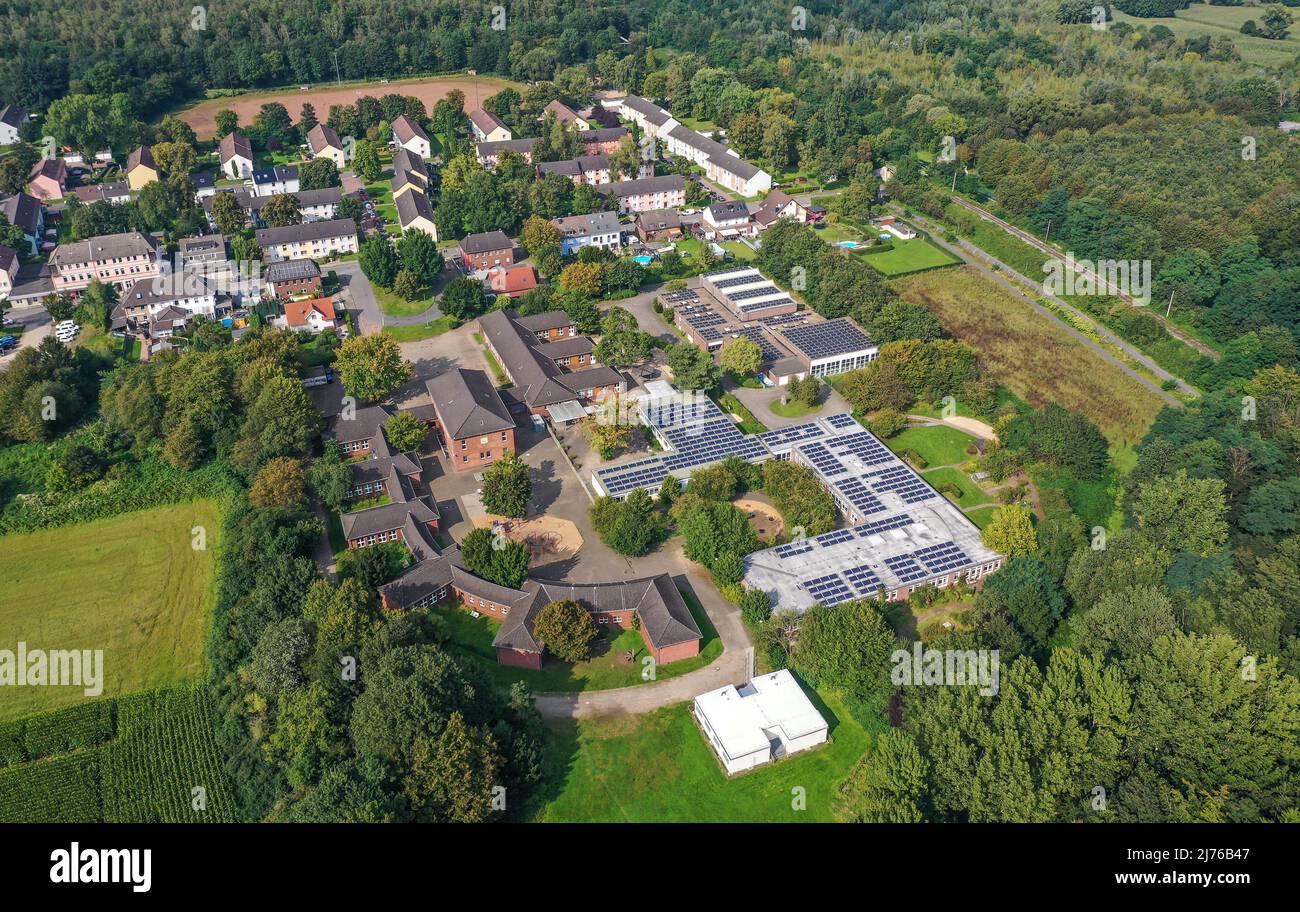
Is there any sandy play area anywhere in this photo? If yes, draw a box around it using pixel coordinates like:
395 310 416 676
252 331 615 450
177 74 522 139
734 498 784 539
473 514 584 566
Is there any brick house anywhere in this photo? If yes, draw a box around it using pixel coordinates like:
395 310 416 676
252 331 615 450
264 258 323 301
458 230 514 273
424 368 517 471
635 208 682 242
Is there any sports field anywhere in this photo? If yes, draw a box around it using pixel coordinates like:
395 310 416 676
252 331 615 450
0 502 220 722
893 267 1165 445
175 74 522 139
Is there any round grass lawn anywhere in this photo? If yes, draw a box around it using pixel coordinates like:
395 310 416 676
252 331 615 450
769 398 822 419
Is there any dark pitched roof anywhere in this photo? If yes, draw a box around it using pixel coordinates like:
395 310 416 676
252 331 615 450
425 368 514 439
460 230 512 255
326 403 394 444
0 105 27 129
513 311 574 334
126 145 156 173
475 138 537 158
307 123 343 153
636 208 681 231
0 245 17 272
582 126 629 144
219 132 253 163
378 545 461 609
28 158 66 183
71 181 131 204
395 186 435 228
339 495 438 540
0 193 41 234
477 309 579 408
596 174 685 198
255 218 356 247
468 108 508 136
533 336 593 360
392 147 429 180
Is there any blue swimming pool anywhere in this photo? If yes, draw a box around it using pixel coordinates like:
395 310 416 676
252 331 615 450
633 255 654 265
836 240 861 249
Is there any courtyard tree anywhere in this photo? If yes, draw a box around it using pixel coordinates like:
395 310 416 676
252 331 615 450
481 451 531 518
384 411 427 453
720 337 762 378
533 599 600 663
334 334 412 404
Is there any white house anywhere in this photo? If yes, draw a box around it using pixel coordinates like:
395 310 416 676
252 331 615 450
468 108 512 143
694 669 828 775
252 166 300 196
306 124 347 168
391 114 432 159
551 211 622 256
219 132 254 179
0 105 27 145
256 219 358 263
703 200 755 238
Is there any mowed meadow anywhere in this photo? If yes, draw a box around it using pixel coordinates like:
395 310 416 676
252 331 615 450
893 267 1166 445
0 501 220 722
175 74 523 139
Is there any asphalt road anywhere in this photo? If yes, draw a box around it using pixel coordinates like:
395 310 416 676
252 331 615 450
0 302 51 370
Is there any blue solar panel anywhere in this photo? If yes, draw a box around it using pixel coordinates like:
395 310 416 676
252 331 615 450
775 539 813 558
815 528 855 548
826 413 859 430
834 477 886 517
915 542 971 574
856 513 914 536
884 553 928 585
798 441 846 477
757 421 825 449
804 573 854 606
843 564 883 594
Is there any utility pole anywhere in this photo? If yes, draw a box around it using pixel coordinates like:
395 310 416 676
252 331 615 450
332 49 341 86
951 167 957 192
1166 289 1175 319
1044 219 1053 244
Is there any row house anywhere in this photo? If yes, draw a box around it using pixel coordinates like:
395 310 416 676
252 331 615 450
252 166 299 196
595 174 686 214
110 270 218 337
256 219 358 263
537 154 611 186
475 137 537 169
0 192 43 256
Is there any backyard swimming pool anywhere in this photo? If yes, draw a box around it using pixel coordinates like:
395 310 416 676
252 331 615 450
633 255 654 265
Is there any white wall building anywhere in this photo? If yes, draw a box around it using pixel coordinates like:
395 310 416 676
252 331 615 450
694 670 829 775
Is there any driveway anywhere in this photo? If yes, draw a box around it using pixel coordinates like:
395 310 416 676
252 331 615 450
0 302 51 370
322 260 382 335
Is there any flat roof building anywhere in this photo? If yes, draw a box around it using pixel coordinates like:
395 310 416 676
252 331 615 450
694 670 828 775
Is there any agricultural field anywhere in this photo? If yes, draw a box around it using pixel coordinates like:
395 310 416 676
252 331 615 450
893 267 1165 445
1110 4 1300 67
173 74 523 138
859 237 960 276
533 689 875 822
0 688 236 822
0 501 220 722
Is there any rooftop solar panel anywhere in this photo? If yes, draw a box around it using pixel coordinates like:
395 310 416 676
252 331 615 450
804 573 854 606
884 553 928 585
780 318 875 359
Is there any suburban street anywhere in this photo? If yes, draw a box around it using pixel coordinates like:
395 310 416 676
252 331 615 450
0 302 51 370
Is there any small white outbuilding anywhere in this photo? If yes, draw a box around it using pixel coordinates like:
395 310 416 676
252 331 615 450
693 669 829 775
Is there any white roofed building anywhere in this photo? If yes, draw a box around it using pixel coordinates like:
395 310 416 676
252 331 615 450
694 670 828 775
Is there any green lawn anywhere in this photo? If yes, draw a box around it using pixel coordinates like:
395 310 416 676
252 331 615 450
381 315 459 342
964 506 999 530
0 502 220 722
718 392 767 434
533 687 876 822
372 283 436 317
1111 4 1300 67
431 585 723 693
721 241 757 261
860 237 960 276
769 398 822 419
922 466 992 509
886 425 978 468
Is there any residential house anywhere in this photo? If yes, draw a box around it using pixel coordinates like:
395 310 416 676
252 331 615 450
458 230 514 273
752 189 809 229
703 200 756 238
0 193 44 255
49 231 160 294
191 171 216 200
550 211 623 255
595 174 686 214
256 219 358 263
474 137 537 168
26 159 67 200
177 234 228 274
277 296 337 334
468 108 511 143
537 154 612 186
125 146 159 190
0 104 27 145
0 245 18 296
424 368 517 472
306 124 346 168
580 126 630 156
110 270 218 337
252 166 300 196
391 114 431 159
392 148 429 183
542 100 589 131
264 258 322 301
484 263 537 298
395 189 438 241
391 167 428 200
204 187 340 229
219 132 254 179
70 182 131 206
635 208 682 242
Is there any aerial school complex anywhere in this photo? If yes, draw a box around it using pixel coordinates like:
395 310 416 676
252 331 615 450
592 398 1003 609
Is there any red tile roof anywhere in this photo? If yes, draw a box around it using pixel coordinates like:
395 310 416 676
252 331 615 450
283 296 336 327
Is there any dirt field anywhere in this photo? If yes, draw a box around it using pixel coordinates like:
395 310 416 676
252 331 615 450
893 266 1164 446
473 514 584 566
733 497 783 539
176 74 523 139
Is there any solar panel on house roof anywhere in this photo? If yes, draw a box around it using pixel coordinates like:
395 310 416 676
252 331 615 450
597 456 671 496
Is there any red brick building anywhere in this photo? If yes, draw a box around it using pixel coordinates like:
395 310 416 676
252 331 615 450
265 258 323 301
459 230 514 273
424 368 517 471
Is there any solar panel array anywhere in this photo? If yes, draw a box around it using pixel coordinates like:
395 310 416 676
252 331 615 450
596 456 670 497
775 538 814 558
660 288 699 305
864 465 934 504
884 553 928 585
661 418 767 471
727 286 784 303
798 441 846 477
816 528 855 548
829 431 895 467
677 302 729 344
733 295 794 313
834 477 885 517
758 421 826 449
857 513 914 535
644 395 720 428
780 318 875 359
916 541 970 575
843 563 883 595
712 273 763 289
726 324 785 362
826 412 859 430
760 311 808 329
804 573 854 606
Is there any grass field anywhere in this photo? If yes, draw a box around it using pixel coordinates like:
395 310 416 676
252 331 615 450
923 467 993 509
886 425 977 467
381 315 459 342
0 502 220 722
861 237 960 275
893 267 1165 445
372 282 436 317
431 586 723 693
964 505 999 530
769 398 822 419
1110 4 1300 67
533 688 876 822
